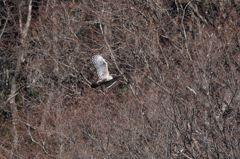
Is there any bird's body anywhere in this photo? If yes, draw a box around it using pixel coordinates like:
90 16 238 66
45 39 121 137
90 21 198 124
91 55 117 88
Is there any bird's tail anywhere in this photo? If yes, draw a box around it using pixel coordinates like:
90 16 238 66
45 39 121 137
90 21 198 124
91 83 100 88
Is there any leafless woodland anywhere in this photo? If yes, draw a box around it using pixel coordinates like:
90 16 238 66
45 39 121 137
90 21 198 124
0 0 240 158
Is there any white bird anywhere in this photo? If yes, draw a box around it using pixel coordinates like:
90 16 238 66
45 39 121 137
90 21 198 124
91 55 121 88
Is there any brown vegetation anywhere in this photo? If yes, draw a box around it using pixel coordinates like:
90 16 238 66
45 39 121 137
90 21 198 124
0 0 240 158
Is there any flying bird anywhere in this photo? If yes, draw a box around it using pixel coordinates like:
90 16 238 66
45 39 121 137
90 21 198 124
91 55 122 88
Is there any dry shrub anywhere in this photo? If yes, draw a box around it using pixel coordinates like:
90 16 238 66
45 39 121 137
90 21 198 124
0 0 240 158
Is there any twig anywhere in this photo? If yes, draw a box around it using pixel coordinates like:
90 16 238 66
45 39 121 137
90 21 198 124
0 14 8 39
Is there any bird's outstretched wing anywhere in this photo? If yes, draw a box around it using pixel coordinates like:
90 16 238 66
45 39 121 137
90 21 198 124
92 55 110 80
91 74 123 88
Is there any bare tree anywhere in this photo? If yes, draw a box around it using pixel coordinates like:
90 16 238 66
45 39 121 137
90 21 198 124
0 0 240 158
6 0 32 158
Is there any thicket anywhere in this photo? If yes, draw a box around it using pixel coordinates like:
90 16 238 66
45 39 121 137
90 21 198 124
0 0 240 158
